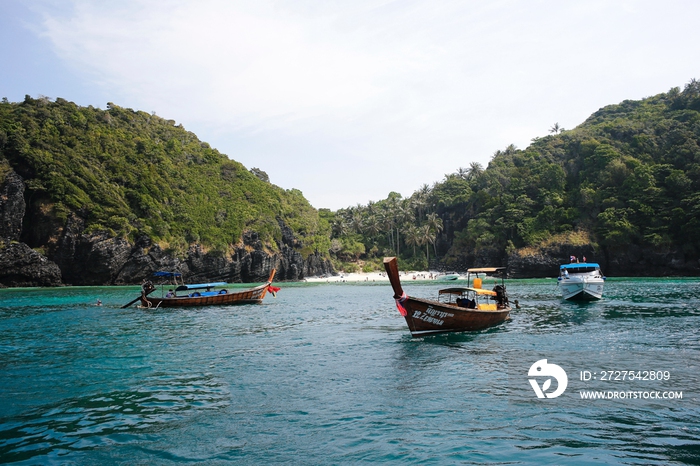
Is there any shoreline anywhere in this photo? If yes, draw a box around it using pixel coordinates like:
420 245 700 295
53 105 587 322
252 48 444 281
303 271 449 283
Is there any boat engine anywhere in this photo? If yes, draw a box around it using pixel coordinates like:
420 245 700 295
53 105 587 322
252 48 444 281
493 284 508 307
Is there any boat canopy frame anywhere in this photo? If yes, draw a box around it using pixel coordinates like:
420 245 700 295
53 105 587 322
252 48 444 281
466 267 506 274
465 266 507 289
437 286 499 309
439 287 497 297
175 282 228 292
149 271 187 297
560 263 601 270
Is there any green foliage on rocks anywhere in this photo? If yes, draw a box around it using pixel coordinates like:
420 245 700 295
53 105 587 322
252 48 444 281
0 96 329 256
328 80 700 268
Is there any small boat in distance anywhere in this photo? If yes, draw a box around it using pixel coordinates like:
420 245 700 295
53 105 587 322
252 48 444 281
122 270 278 308
558 263 605 300
383 257 511 337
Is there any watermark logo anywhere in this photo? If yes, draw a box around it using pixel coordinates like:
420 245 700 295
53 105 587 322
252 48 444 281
529 359 568 398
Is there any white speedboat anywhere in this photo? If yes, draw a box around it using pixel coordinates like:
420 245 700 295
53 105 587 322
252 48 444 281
557 263 606 300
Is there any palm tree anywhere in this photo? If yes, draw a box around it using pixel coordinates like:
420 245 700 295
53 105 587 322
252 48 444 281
467 162 483 180
378 210 395 253
331 218 348 237
364 214 381 238
419 224 436 265
396 201 415 256
405 225 421 256
410 193 428 223
549 122 563 134
349 209 364 234
366 200 376 216
418 183 431 197
426 213 443 257
393 203 405 256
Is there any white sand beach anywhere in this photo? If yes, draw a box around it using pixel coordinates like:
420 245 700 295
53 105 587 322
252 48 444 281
304 271 452 283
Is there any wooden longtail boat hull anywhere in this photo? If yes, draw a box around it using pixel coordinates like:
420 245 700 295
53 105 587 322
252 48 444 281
139 270 276 308
399 296 511 336
383 257 510 337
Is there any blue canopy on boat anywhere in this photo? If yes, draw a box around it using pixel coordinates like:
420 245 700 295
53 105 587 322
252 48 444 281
560 263 600 269
153 271 182 277
175 282 228 292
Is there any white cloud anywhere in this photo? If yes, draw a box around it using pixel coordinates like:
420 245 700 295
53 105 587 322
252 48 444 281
33 0 700 209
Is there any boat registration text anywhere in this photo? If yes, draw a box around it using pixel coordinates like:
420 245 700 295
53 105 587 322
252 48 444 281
411 306 455 326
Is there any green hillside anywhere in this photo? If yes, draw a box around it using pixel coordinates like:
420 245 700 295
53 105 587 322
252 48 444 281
0 96 330 258
3 80 699 277
327 80 700 271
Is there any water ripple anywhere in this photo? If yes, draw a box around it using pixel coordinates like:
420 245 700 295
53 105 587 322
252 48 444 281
1 279 699 464
0 373 228 463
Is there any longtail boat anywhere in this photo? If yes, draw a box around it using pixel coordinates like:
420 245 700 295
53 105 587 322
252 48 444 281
124 269 278 308
383 257 511 337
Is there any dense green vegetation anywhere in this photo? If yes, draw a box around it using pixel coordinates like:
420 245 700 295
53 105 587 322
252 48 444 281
0 96 330 257
327 80 700 270
3 80 698 274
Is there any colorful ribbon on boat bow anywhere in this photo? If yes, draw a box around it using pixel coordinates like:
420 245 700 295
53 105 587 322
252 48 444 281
267 285 281 298
395 292 408 316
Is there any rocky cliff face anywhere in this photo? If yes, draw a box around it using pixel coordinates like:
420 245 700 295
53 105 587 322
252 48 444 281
0 239 62 287
0 170 62 287
507 244 597 278
0 168 333 287
0 170 25 241
507 244 700 278
599 244 700 277
444 239 700 278
43 216 333 286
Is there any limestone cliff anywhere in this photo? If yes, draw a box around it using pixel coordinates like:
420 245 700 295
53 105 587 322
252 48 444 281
0 170 62 286
0 167 333 287
0 239 62 287
507 243 700 278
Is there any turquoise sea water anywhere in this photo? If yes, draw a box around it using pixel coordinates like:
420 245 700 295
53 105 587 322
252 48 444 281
1 278 699 465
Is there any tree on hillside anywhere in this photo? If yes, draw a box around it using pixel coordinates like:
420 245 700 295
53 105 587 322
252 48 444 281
405 225 421 256
328 79 700 271
468 162 484 180
419 224 436 265
426 212 444 256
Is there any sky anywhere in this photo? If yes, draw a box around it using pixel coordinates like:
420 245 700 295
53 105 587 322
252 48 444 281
2 0 699 211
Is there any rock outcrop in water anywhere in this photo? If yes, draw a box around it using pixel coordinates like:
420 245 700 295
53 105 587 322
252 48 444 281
0 171 62 287
0 239 63 287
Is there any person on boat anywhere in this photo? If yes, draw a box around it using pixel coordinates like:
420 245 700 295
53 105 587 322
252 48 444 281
493 285 508 307
166 289 175 298
456 297 476 308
